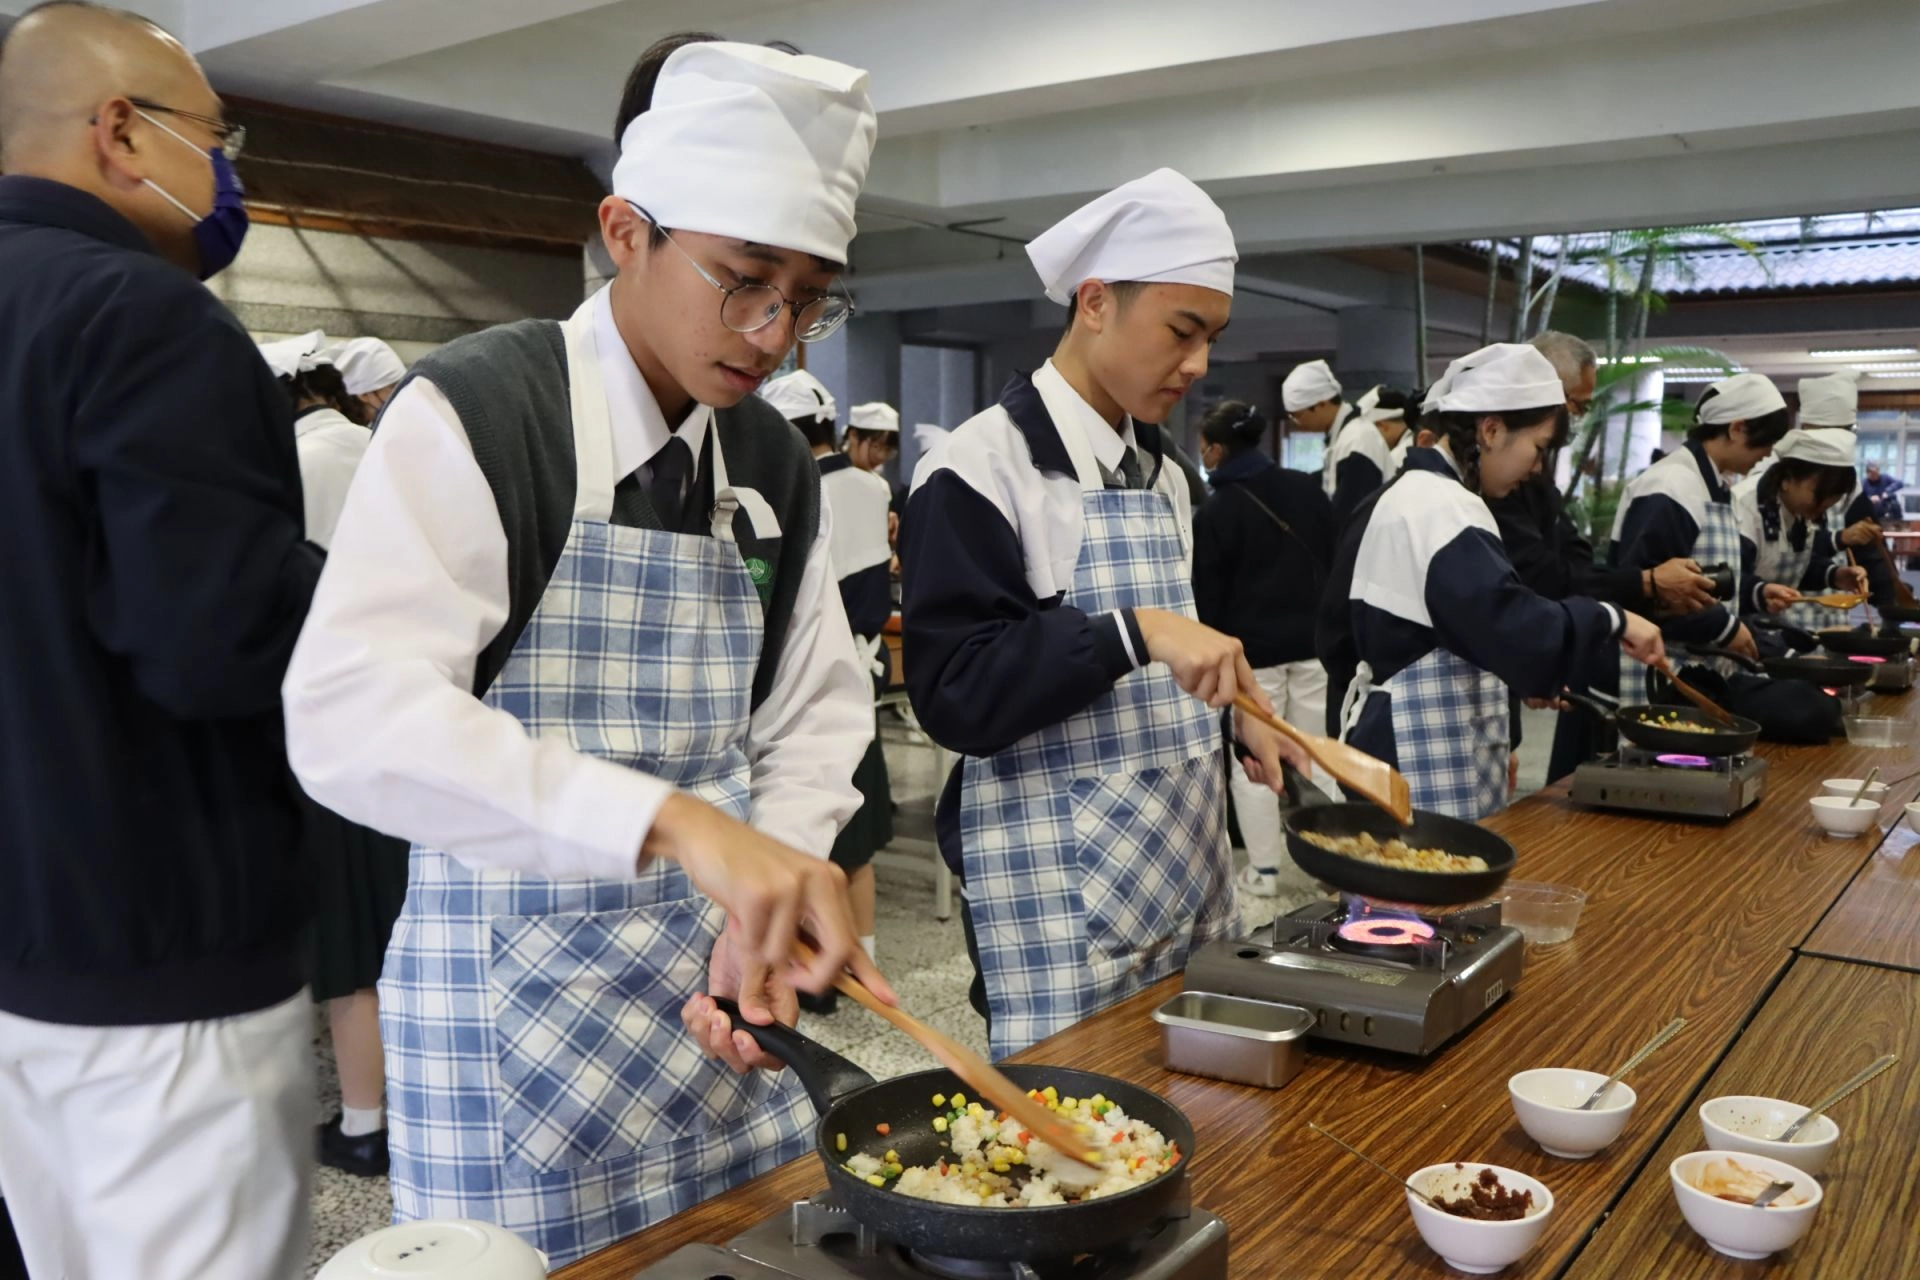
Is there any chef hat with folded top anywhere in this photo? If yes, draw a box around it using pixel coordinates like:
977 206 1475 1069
1694 372 1786 425
1425 343 1565 414
1355 384 1407 423
256 330 329 381
1772 427 1857 469
324 337 406 396
1026 168 1237 307
761 369 836 424
1282 359 1342 412
611 42 876 263
1797 370 1859 428
848 402 899 434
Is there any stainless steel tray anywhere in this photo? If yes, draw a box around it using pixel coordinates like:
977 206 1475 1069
1152 991 1313 1089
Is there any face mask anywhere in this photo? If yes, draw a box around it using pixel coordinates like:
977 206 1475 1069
136 110 249 280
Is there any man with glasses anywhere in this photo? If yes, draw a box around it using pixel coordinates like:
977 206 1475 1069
282 34 888 1264
0 4 322 1277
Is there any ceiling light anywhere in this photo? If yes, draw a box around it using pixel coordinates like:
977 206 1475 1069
1865 370 1920 379
1809 346 1919 358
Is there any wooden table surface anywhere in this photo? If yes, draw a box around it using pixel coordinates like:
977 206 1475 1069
557 698 1920 1280
1563 955 1920 1278
1801 802 1920 973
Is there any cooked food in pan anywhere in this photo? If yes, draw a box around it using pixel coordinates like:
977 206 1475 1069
1299 830 1490 874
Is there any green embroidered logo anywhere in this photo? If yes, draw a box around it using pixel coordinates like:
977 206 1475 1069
746 557 772 585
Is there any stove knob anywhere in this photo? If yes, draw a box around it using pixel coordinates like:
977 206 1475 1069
1363 1017 1375 1037
1338 1012 1351 1032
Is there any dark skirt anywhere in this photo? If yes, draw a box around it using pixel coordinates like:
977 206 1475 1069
829 736 893 873
302 794 411 1002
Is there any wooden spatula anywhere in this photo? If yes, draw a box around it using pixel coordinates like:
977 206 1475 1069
1651 659 1738 727
1232 694 1413 825
792 941 1104 1171
1807 592 1868 610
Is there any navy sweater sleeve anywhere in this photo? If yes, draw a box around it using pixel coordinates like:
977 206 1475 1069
1190 500 1234 632
1843 490 1900 606
1612 493 1735 646
1427 527 1621 699
901 470 1135 756
1330 454 1383 528
73 270 320 719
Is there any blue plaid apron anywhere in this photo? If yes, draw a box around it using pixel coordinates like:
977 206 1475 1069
378 300 811 1266
958 398 1233 1062
1762 519 1849 634
1338 649 1509 820
1620 490 1742 704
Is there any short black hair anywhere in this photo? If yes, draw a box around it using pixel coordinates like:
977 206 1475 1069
1430 403 1565 490
1760 457 1856 510
282 364 367 426
846 426 898 453
1063 280 1145 334
791 416 835 450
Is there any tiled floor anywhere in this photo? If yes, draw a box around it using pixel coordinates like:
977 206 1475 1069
302 708 1560 1273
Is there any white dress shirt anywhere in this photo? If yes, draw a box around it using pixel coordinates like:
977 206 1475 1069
292 408 370 549
910 359 1192 668
283 286 869 882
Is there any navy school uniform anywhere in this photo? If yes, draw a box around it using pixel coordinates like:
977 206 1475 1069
1319 446 1622 819
817 451 895 871
1732 471 1849 635
1327 419 1397 527
900 361 1235 1059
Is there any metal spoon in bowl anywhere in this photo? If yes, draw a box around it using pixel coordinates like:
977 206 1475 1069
1579 1017 1688 1110
1847 767 1883 810
1773 1053 1899 1142
1748 1179 1798 1209
1307 1122 1441 1210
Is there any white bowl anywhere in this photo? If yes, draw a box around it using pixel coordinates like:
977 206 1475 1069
1508 1069 1637 1159
1669 1151 1822 1260
1905 801 1920 835
1822 778 1890 802
1699 1096 1841 1178
1809 796 1878 836
1406 1163 1553 1274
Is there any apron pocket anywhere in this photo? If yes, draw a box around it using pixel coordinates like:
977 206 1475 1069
488 895 771 1176
1068 757 1212 961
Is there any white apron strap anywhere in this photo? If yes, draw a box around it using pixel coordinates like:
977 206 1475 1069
1338 660 1376 743
707 422 782 544
560 297 618 524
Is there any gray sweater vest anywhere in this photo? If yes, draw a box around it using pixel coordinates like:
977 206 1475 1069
393 319 821 708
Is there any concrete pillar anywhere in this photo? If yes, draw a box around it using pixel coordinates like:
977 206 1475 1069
1334 304 1419 393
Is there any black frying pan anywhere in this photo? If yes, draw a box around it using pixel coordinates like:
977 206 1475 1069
1560 690 1760 757
1815 627 1915 659
1878 602 1920 625
710 1001 1195 1263
1686 643 1877 688
1283 803 1515 906
1747 615 1819 653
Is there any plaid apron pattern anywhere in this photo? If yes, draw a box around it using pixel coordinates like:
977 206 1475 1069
1759 520 1848 634
959 485 1233 1061
1621 494 1742 703
1341 648 1509 820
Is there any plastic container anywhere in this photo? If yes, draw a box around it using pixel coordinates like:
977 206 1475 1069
1498 882 1587 945
1152 991 1312 1089
1843 715 1909 748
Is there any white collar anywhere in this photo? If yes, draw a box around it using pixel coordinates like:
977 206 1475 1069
294 406 360 439
1032 358 1138 476
592 285 711 480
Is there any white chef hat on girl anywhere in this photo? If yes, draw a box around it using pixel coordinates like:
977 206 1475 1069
256 330 329 380
1773 428 1857 469
1026 168 1237 306
1796 371 1859 428
324 337 406 396
611 42 876 263
1427 343 1565 414
761 369 836 424
848 402 900 433
1695 372 1786 425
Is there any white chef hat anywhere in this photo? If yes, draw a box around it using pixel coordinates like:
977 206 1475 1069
323 337 406 396
848 402 899 434
256 330 329 380
1695 372 1786 425
1282 359 1343 412
1355 384 1406 423
611 42 876 263
760 370 836 425
1426 343 1565 414
1025 168 1237 306
1797 370 1859 428
1773 428 1857 469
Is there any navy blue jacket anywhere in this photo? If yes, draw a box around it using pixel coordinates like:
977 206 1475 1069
0 177 322 1025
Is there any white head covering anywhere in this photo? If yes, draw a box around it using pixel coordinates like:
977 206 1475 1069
323 337 406 396
1426 343 1564 414
849 402 900 434
611 42 876 263
1696 372 1786 425
256 330 328 380
1282 359 1342 412
761 369 836 424
1797 370 1859 428
1355 384 1406 423
1774 427 1857 469
1025 168 1237 306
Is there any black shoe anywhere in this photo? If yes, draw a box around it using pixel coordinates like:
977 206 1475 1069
317 1112 390 1178
798 988 840 1016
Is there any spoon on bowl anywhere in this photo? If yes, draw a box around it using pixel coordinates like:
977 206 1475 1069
1308 1122 1441 1210
1772 1053 1899 1142
1579 1017 1688 1110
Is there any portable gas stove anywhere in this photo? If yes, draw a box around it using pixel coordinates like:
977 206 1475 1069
1569 744 1768 819
1868 655 1914 693
1182 898 1522 1057
627 1190 1228 1279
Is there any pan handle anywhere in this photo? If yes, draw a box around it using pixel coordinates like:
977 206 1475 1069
1680 643 1765 674
710 998 877 1114
1558 688 1619 725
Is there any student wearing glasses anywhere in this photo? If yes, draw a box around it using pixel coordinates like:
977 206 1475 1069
282 34 890 1264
